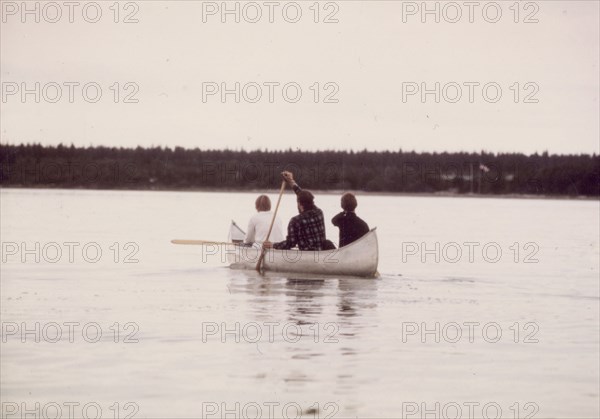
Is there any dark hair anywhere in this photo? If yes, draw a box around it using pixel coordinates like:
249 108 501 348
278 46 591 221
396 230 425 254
341 192 357 211
255 195 271 212
297 190 315 210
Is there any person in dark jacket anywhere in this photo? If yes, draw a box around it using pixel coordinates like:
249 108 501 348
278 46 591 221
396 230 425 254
331 193 370 247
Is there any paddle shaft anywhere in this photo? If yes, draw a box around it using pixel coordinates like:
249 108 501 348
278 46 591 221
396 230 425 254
256 180 287 272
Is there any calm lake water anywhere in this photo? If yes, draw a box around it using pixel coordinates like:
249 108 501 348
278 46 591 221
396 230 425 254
1 189 598 418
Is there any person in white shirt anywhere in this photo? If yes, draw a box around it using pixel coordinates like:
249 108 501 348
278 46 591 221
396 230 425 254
244 195 284 245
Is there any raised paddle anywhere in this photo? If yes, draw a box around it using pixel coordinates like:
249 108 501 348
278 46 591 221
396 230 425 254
256 179 287 272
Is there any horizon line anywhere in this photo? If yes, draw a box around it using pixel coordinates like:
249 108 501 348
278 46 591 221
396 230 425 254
1 141 598 158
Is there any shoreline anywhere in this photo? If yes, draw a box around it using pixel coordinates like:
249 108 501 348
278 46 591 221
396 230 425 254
1 185 598 201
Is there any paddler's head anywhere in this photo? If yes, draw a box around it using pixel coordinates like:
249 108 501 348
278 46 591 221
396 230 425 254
341 192 357 212
255 195 271 212
296 190 315 213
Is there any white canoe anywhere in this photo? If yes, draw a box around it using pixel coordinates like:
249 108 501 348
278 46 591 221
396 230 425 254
228 228 379 277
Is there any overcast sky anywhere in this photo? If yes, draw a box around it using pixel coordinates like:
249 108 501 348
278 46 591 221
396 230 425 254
1 0 598 154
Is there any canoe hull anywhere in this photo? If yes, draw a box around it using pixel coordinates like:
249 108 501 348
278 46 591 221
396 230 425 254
227 229 379 277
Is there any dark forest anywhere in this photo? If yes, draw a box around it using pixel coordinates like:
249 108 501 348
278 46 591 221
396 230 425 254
1 143 598 197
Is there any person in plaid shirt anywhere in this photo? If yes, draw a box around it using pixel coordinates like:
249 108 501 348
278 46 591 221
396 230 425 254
263 171 333 251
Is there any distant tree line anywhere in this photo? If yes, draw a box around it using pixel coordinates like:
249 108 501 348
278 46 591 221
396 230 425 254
1 143 598 197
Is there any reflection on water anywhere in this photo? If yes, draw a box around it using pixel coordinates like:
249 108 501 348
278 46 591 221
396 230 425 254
225 270 381 405
284 278 326 322
336 278 379 320
228 271 379 330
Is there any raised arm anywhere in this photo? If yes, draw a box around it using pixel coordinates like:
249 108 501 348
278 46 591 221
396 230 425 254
282 171 302 195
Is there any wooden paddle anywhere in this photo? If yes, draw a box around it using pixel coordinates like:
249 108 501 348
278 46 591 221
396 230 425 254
256 180 287 272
